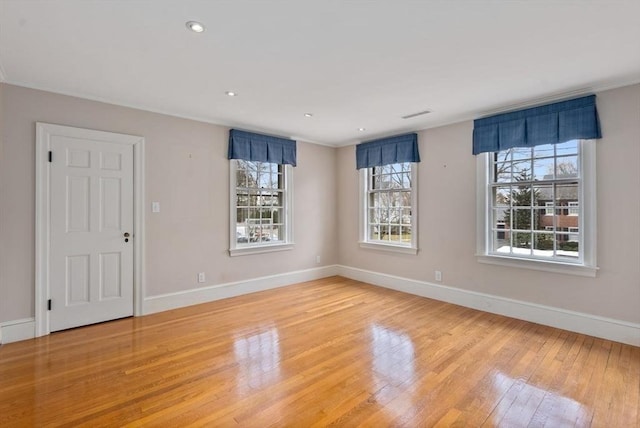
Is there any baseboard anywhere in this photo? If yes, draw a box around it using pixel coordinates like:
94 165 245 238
337 265 640 347
6 265 637 347
0 318 36 344
144 265 340 315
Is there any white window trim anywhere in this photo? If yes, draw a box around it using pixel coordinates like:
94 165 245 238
358 163 419 255
229 161 294 257
475 140 597 277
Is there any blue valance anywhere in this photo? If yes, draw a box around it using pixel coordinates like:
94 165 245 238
228 129 297 166
356 133 420 169
472 95 601 155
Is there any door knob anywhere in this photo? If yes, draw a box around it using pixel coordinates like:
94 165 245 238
124 232 130 237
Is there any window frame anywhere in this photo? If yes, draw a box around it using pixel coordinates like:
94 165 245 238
229 160 294 256
476 140 597 277
359 162 419 255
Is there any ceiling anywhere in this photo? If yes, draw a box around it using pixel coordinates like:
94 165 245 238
1 1 639 147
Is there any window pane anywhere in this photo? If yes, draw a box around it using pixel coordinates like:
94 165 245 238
381 225 391 240
534 143 554 158
556 156 579 178
511 185 533 207
533 232 554 254
236 194 249 207
493 231 510 253
245 163 258 187
236 224 249 243
533 157 554 181
513 232 532 251
401 227 411 243
512 147 531 161
272 208 283 224
493 186 510 207
493 208 508 230
511 158 531 180
270 225 282 242
533 209 551 232
555 184 579 214
401 209 411 225
532 185 552 208
400 191 411 207
236 168 246 187
236 208 248 223
369 225 380 241
512 209 531 230
556 140 578 156
493 152 512 183
556 234 579 259
402 172 411 188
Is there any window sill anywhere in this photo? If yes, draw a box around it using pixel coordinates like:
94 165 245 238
229 243 294 257
476 254 598 277
359 241 418 255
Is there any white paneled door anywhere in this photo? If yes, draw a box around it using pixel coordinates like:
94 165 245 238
48 130 134 332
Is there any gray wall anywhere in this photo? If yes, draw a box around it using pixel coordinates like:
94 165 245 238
0 84 338 322
1 82 638 326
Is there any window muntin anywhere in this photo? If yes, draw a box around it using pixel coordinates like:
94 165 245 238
364 162 416 248
231 160 291 253
489 140 582 262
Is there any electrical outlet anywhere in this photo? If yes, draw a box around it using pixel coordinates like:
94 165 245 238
435 270 442 282
152 202 160 213
316 255 321 264
198 272 205 283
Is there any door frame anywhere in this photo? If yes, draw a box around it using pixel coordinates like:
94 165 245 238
35 122 145 337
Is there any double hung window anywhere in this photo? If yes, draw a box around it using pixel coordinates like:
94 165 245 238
361 162 418 252
356 133 420 254
228 129 295 256
488 140 583 261
473 95 600 276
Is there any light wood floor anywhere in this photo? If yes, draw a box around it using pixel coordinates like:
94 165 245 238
1 276 638 427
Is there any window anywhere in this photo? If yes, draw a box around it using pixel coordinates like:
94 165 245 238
545 201 554 215
476 139 597 276
229 160 293 256
360 162 418 254
568 201 579 216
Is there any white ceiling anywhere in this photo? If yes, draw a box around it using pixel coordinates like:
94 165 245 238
1 1 639 147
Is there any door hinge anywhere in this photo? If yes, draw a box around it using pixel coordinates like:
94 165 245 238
48 151 52 162
47 299 52 311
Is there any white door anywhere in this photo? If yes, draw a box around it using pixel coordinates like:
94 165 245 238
48 130 134 331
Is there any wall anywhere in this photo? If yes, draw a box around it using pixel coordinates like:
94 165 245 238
1 82 637 337
0 84 338 323
0 82 6 324
338 84 640 324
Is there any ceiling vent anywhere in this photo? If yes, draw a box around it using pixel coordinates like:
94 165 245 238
401 110 431 119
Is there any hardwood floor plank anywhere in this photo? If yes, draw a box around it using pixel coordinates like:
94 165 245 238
1 276 638 427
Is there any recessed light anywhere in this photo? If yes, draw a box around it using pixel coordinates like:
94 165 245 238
304 113 313 118
358 127 366 131
225 91 237 97
186 21 205 33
